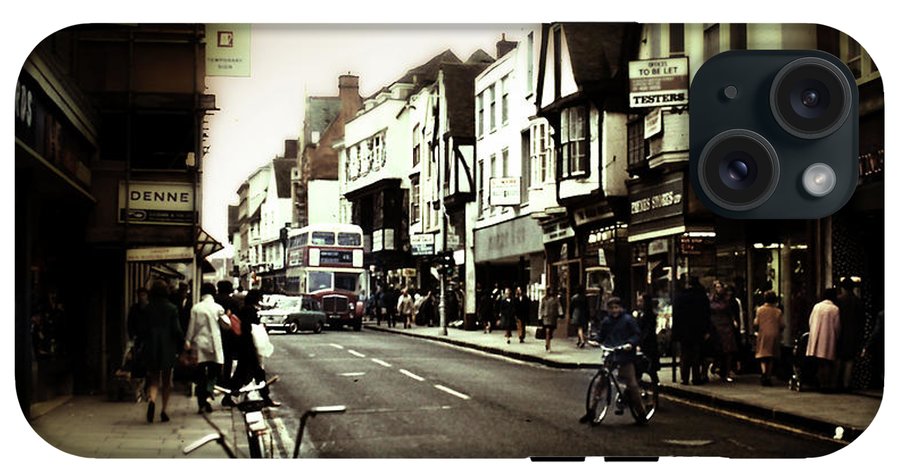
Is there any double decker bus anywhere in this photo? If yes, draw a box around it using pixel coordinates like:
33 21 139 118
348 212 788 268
285 223 365 330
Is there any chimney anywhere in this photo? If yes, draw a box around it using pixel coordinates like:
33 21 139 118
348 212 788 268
338 74 361 118
496 33 517 59
284 139 298 159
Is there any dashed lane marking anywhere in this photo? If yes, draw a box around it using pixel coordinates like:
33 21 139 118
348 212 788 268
371 358 392 368
398 369 426 382
347 350 366 358
329 343 344 350
338 372 366 377
433 384 471 400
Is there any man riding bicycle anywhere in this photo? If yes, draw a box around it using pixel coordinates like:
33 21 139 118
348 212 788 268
580 296 648 423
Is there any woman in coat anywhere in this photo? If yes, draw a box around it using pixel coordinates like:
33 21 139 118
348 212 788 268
709 280 739 382
570 286 589 348
142 280 184 423
513 286 530 343
539 288 562 352
635 293 661 383
754 290 785 386
807 287 841 391
498 288 516 344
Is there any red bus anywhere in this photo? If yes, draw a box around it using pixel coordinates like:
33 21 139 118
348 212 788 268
285 223 365 330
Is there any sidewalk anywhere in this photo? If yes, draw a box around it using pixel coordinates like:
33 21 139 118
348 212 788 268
364 321 883 443
27 384 251 458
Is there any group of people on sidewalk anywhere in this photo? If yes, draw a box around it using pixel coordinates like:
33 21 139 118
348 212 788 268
671 275 878 391
365 284 440 329
126 280 279 423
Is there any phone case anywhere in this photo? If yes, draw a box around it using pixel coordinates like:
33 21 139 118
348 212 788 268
15 22 883 461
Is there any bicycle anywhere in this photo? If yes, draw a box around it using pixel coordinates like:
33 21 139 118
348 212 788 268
183 376 348 458
183 376 279 458
584 344 659 426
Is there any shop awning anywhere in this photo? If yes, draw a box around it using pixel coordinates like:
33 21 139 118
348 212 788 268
196 227 224 259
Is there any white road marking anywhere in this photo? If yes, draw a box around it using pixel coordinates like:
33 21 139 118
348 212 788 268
398 369 426 381
371 358 392 367
269 416 295 458
433 384 471 400
329 343 344 349
339 372 366 377
347 350 366 358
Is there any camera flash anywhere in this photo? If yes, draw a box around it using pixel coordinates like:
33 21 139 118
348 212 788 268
802 163 836 197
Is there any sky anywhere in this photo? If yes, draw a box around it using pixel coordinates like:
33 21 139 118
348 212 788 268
202 24 528 258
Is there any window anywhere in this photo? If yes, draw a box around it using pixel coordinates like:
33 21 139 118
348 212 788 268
669 23 685 56
560 106 588 176
521 130 531 203
627 115 648 170
841 34 878 82
704 24 720 61
730 23 747 50
311 231 335 245
526 32 535 95
489 85 496 131
501 75 510 125
338 232 361 246
501 147 510 178
410 175 421 224
476 94 484 137
477 158 485 217
413 124 421 166
530 121 551 184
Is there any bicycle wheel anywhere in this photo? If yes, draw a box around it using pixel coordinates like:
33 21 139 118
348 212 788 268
628 376 659 423
248 433 263 458
585 370 611 426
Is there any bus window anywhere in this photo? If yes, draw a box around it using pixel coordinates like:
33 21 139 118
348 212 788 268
338 232 362 246
298 233 308 246
334 273 359 293
311 231 335 245
309 271 333 291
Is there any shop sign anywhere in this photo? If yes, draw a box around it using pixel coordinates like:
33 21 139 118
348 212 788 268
644 108 663 139
628 57 689 108
126 246 193 262
598 249 607 266
206 24 251 77
680 236 712 255
411 233 435 256
649 238 669 255
490 177 521 206
629 173 685 224
118 181 196 225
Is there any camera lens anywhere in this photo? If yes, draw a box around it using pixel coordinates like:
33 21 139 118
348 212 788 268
800 89 819 108
698 130 779 211
770 57 852 139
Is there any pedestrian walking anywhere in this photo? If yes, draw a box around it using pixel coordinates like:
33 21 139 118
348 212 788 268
229 289 280 407
398 288 415 329
710 280 739 382
126 287 150 400
514 286 530 343
635 293 660 384
479 286 495 333
539 287 563 352
184 282 226 413
214 280 240 381
754 290 785 386
142 280 184 423
836 278 864 391
376 284 387 326
498 287 516 344
571 286 589 348
806 287 841 391
672 276 712 385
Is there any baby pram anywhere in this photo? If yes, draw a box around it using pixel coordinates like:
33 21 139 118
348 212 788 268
788 332 817 391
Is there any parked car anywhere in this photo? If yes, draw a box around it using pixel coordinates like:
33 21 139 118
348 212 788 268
258 294 326 334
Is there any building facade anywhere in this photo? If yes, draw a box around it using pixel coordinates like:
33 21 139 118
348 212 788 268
15 24 216 416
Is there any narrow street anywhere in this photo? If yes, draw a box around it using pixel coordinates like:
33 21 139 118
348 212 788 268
262 330 843 458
